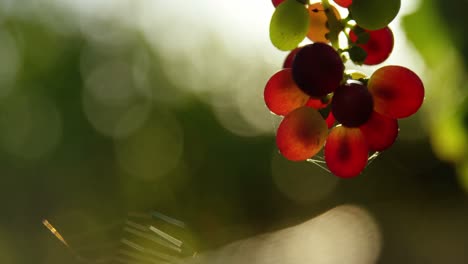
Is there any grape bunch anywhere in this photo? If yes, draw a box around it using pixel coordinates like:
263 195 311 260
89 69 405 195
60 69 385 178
264 0 425 178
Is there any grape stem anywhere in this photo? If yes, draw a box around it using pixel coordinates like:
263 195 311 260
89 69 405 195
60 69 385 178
341 14 353 24
343 28 351 42
321 0 343 49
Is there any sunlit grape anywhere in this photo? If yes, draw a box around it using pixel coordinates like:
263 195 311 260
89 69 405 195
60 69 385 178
307 3 341 43
368 66 424 119
349 26 394 65
360 111 398 151
283 47 301 68
270 0 310 51
333 0 352 8
276 106 328 161
292 43 344 97
349 0 400 30
325 126 368 178
331 81 374 127
264 69 309 116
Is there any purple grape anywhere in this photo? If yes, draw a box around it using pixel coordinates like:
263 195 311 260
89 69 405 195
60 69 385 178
292 43 344 97
331 81 374 127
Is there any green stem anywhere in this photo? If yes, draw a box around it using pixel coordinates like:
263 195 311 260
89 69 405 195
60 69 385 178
343 28 351 42
321 0 343 49
341 13 353 24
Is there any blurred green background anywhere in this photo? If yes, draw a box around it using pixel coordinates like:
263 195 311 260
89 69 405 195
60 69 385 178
0 0 467 263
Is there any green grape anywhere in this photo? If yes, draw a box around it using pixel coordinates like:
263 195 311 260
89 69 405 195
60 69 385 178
349 0 400 30
270 0 310 51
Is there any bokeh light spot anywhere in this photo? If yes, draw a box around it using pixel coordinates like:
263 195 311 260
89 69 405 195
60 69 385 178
0 230 15 264
115 110 184 181
0 93 62 160
271 151 338 203
430 113 467 163
457 161 468 194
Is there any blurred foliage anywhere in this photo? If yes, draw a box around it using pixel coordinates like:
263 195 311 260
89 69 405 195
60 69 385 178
0 1 467 264
403 0 468 193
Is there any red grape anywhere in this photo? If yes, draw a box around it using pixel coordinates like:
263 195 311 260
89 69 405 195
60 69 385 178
305 97 329 109
307 3 341 43
333 0 352 8
359 111 398 151
331 81 374 127
350 27 394 65
325 126 368 178
283 47 301 68
292 43 345 97
272 0 285 8
325 112 336 128
276 106 328 161
264 69 309 116
368 66 425 119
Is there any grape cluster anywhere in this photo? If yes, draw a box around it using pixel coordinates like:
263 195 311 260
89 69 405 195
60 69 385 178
265 0 425 178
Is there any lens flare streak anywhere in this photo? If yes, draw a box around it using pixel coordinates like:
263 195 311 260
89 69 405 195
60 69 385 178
42 219 70 248
149 226 183 248
151 211 186 228
123 225 181 252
